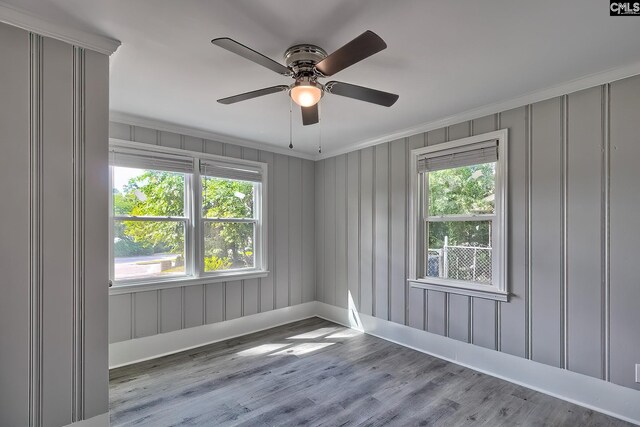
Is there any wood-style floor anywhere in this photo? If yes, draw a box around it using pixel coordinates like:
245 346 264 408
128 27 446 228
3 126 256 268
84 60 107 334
110 318 628 426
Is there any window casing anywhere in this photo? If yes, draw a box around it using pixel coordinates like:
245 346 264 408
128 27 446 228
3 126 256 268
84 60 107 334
408 130 508 301
109 141 268 292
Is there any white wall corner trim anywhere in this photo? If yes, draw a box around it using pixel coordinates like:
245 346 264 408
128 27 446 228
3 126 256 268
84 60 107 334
109 302 317 368
0 1 120 55
314 302 640 426
109 112 316 161
63 412 109 427
316 60 640 160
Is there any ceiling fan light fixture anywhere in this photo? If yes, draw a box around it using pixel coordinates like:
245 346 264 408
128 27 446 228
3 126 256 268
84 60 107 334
290 80 323 107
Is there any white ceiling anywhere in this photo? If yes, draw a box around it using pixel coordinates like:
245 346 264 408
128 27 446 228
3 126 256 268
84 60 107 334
5 0 640 157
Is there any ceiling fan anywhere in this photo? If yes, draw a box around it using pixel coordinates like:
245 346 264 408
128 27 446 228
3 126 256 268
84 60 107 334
211 30 399 126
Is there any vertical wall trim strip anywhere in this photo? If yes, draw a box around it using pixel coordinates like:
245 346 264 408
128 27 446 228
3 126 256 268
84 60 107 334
222 282 227 321
272 154 277 310
242 150 248 313
469 121 474 343
334 157 338 308
469 297 474 344
496 112 502 352
357 152 362 311
241 280 245 317
602 84 611 382
423 291 428 331
344 156 348 308
72 46 86 421
444 127 450 338
387 147 392 320
371 149 376 316
157 291 162 332
526 104 533 360
302 159 306 306
404 138 410 326
180 288 185 327
202 285 208 325
29 32 43 427
287 156 292 307
561 95 569 370
256 151 263 309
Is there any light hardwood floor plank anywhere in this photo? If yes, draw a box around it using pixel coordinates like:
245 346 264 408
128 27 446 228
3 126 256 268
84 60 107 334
110 318 629 426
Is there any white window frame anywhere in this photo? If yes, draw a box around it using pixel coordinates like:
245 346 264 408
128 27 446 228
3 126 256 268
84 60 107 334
408 129 509 302
109 140 268 294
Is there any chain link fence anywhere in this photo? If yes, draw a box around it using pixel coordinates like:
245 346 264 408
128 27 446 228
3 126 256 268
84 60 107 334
427 245 492 284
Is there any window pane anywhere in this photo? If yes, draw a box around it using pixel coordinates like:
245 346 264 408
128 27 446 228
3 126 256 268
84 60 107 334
113 166 185 217
426 220 492 284
114 220 186 281
203 221 254 271
428 162 495 216
202 176 254 219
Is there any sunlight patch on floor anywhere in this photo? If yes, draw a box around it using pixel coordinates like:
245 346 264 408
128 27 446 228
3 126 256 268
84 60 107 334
270 342 335 356
286 327 341 340
237 343 290 356
326 329 362 339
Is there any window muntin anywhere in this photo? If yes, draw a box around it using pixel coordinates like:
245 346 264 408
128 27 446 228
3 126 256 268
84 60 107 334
109 144 267 288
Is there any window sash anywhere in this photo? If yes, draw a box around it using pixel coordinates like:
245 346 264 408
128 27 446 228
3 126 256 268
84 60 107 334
200 219 258 274
112 218 190 282
424 217 495 287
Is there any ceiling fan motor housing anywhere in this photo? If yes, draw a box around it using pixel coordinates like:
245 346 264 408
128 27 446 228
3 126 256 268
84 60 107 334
284 44 327 77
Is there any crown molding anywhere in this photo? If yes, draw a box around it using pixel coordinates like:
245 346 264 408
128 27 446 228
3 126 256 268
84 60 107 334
113 60 640 162
109 111 316 161
0 1 120 55
316 60 640 160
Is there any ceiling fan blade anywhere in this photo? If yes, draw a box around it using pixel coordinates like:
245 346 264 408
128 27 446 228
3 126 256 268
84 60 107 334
212 37 291 76
325 81 398 107
301 104 319 126
217 85 289 105
315 30 387 76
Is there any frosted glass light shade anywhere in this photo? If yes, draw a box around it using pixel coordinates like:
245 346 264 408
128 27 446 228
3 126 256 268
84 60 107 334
290 84 322 107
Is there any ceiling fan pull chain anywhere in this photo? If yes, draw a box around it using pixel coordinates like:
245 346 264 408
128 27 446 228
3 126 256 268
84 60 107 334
289 97 293 149
318 103 322 154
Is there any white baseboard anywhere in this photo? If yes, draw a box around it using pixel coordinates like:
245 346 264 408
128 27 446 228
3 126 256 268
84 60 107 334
314 302 640 426
109 302 316 368
63 412 109 427
108 300 640 425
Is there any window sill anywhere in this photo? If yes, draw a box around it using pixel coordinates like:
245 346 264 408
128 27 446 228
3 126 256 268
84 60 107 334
109 271 269 295
408 278 509 302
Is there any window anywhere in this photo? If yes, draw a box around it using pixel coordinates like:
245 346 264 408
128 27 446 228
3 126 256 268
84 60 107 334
109 142 267 290
409 130 508 301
